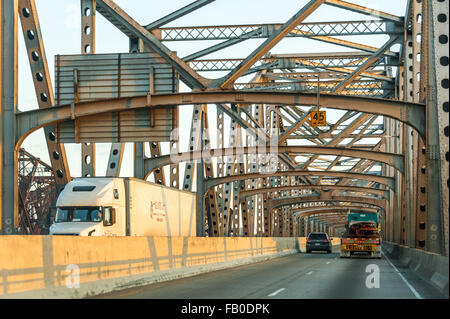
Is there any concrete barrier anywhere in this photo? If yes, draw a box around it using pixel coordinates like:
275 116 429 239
382 242 449 297
0 235 318 299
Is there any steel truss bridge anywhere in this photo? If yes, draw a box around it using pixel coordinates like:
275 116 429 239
0 0 448 256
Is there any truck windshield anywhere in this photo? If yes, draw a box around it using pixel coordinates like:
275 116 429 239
55 207 103 223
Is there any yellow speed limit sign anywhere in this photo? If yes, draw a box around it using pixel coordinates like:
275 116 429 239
310 110 326 127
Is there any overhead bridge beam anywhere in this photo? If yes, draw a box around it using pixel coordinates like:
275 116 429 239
238 185 389 201
142 146 404 177
16 91 426 144
204 171 395 190
270 195 386 211
292 206 379 216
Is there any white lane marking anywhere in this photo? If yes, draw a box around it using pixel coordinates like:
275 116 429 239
326 261 331 264
382 252 423 299
306 271 313 275
268 288 285 297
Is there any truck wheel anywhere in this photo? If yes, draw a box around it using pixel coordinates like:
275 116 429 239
327 250 331 254
306 249 311 254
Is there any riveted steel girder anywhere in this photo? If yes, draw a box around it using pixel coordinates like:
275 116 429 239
239 185 388 201
141 145 403 177
292 206 378 216
16 91 426 141
204 171 394 190
270 195 386 211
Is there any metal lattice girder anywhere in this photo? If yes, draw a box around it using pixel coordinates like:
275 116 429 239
272 71 389 83
18 0 71 186
189 52 394 72
144 144 402 181
154 20 401 41
293 206 378 216
233 81 394 97
270 195 387 212
184 22 400 64
239 184 388 201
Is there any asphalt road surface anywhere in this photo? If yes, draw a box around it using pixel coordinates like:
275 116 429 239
93 246 446 299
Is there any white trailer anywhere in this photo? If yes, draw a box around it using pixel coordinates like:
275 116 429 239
49 178 197 236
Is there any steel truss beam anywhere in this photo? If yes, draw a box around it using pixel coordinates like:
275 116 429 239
154 20 401 41
204 171 394 191
239 185 388 200
142 145 404 177
293 206 378 216
16 91 426 141
270 195 386 211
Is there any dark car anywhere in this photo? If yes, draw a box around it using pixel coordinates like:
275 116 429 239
306 232 332 253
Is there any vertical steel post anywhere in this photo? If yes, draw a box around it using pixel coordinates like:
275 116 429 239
196 114 205 237
425 0 448 255
0 0 18 234
80 0 95 177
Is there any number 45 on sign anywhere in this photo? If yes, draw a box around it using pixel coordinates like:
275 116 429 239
310 110 326 127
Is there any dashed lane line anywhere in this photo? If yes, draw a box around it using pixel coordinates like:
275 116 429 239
268 288 285 297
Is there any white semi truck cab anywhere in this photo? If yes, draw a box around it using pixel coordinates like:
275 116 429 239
49 177 196 237
50 178 124 236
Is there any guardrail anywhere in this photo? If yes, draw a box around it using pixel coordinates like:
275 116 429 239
382 242 449 297
1 235 331 299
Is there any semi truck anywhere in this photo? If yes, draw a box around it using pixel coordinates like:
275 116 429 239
49 177 197 236
340 211 381 258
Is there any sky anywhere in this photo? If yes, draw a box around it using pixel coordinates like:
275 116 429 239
18 0 408 179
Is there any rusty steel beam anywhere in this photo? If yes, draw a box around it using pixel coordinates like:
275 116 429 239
292 206 378 215
270 195 386 211
204 171 394 196
142 145 404 178
324 0 403 23
16 91 426 142
239 184 388 201
18 0 71 186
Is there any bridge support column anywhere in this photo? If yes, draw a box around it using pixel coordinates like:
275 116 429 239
425 0 448 255
304 216 308 236
0 0 18 235
298 217 304 237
